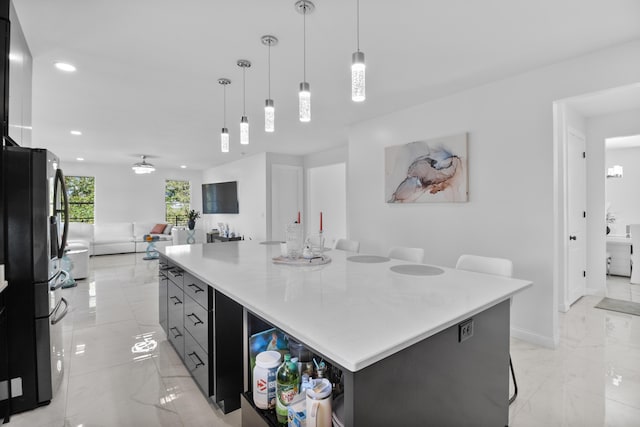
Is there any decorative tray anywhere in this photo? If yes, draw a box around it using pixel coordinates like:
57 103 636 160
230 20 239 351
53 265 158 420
272 255 331 266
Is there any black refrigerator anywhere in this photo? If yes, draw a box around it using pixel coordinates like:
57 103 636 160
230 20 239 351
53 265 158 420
3 146 69 414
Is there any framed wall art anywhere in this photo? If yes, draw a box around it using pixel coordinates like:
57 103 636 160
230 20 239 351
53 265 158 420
385 133 468 203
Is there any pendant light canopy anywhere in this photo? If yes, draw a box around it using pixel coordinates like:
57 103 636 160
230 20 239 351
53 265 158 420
351 0 365 102
132 155 155 174
261 35 278 133
237 59 251 145
218 78 231 153
295 0 314 123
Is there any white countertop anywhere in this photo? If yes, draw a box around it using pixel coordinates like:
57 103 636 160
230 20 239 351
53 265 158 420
0 280 7 294
163 242 531 372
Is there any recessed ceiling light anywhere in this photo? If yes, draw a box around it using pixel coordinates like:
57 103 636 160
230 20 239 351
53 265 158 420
76 157 84 161
54 62 76 72
70 130 82 136
180 165 187 169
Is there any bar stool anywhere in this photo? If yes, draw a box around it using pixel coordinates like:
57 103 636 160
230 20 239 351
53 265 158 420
455 254 518 405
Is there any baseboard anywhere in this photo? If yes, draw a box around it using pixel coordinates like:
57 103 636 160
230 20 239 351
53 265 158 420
510 326 556 349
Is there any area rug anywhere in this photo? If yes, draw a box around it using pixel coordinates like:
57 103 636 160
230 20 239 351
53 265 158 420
594 297 640 317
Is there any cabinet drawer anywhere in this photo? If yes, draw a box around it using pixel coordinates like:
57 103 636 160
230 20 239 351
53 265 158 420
184 295 209 353
184 331 211 397
167 281 184 358
183 272 211 309
167 267 184 289
159 274 168 335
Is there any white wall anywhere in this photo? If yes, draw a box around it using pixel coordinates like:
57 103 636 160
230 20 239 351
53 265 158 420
202 152 268 241
348 39 640 347
62 161 202 224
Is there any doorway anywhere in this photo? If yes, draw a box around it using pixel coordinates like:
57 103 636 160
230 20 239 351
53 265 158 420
554 83 640 313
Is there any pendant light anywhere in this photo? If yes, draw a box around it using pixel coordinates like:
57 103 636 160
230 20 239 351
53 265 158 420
261 35 278 132
132 155 155 174
237 59 251 145
218 78 231 153
351 0 365 102
295 0 314 123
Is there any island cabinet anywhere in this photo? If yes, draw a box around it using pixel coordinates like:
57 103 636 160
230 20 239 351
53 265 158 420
158 255 244 413
161 242 532 426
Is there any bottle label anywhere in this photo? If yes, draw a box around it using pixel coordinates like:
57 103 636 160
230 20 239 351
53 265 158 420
278 384 298 406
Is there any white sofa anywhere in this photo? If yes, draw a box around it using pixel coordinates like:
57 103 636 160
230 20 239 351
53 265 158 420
68 221 174 255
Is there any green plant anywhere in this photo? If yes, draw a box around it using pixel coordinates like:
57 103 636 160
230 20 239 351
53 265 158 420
186 209 201 221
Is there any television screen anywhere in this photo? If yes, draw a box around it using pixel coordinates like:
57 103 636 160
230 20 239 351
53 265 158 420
202 181 239 214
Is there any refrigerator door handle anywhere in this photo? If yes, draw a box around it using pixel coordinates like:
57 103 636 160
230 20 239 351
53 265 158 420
49 270 68 291
53 168 69 259
51 297 69 325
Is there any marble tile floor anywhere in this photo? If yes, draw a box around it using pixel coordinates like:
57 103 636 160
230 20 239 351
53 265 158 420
4 255 640 426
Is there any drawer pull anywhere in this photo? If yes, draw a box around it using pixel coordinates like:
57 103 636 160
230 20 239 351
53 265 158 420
169 296 182 305
188 283 204 293
187 313 204 326
168 269 183 278
169 327 182 338
187 351 205 368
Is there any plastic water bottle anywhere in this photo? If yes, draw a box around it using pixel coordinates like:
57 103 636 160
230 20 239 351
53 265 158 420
276 354 299 423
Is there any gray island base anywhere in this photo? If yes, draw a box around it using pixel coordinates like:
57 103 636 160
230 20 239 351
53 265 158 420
159 242 530 426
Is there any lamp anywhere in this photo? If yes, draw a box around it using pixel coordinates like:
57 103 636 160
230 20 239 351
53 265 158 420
351 0 365 102
295 0 314 122
237 59 251 145
132 155 155 174
261 35 278 132
218 78 231 153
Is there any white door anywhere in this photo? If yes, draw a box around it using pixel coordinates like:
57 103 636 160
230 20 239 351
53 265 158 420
567 128 587 306
307 163 347 249
271 165 303 242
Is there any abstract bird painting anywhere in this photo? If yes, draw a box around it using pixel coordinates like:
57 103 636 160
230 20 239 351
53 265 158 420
385 133 468 203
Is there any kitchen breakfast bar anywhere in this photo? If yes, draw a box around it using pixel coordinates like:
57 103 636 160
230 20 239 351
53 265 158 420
159 241 531 426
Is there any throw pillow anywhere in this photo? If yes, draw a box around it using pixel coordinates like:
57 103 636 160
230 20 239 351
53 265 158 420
150 223 167 234
163 224 173 234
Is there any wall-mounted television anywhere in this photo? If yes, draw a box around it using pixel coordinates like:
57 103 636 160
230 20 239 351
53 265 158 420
202 181 239 214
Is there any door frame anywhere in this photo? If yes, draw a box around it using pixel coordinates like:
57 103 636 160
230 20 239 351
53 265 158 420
565 126 587 308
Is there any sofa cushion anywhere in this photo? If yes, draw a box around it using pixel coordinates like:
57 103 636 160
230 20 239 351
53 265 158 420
94 222 133 241
68 222 94 241
163 224 174 234
133 221 171 238
150 223 167 234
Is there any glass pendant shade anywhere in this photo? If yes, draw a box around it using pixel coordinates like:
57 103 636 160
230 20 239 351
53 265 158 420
221 128 229 153
264 99 275 132
299 82 311 122
351 51 366 102
240 116 249 145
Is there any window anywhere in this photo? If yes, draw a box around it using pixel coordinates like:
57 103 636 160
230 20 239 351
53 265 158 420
65 176 95 223
165 180 191 226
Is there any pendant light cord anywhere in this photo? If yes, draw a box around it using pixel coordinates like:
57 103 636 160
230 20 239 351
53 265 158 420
268 43 271 99
242 67 246 115
356 0 360 52
303 5 306 82
223 84 226 126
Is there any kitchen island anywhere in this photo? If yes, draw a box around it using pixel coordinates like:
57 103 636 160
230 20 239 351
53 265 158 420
160 241 531 426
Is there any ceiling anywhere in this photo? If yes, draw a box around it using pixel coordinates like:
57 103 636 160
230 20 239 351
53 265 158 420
11 0 640 171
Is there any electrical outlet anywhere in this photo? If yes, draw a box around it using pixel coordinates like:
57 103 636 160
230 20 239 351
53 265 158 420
458 318 474 342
